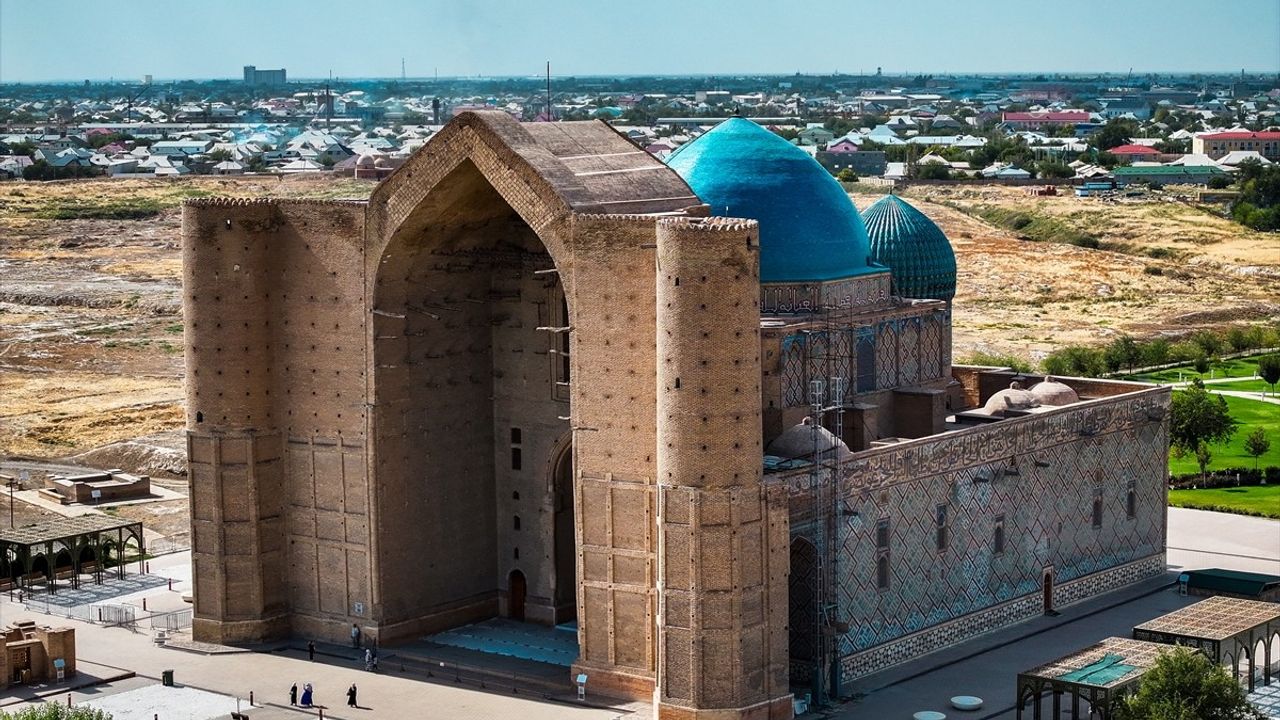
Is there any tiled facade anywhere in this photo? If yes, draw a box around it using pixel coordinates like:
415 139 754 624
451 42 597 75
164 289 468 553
782 382 1171 688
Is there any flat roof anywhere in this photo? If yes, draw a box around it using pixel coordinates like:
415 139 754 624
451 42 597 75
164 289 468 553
1133 595 1280 642
1020 637 1168 690
0 515 142 547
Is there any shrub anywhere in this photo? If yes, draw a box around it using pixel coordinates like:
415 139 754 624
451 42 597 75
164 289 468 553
962 351 1033 373
0 704 113 720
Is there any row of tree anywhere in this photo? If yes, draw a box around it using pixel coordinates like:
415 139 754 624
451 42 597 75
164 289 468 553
1040 326 1280 379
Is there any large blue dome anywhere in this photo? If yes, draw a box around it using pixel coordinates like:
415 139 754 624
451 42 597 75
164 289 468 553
666 118 875 283
860 194 957 301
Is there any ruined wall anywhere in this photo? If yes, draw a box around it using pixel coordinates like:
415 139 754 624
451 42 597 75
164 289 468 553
782 387 1170 684
184 198 370 644
655 217 792 719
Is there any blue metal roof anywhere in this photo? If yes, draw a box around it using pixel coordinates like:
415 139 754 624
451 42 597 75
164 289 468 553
666 118 876 283
860 194 957 301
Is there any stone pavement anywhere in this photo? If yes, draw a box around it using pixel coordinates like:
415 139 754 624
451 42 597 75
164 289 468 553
1167 507 1280 575
0 602 635 720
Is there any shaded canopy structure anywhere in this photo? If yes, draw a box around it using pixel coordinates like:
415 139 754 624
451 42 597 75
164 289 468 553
0 515 144 592
1133 595 1280 692
1016 637 1168 720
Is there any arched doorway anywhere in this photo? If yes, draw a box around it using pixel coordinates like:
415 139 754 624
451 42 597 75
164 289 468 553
1042 569 1055 615
370 154 577 636
508 570 527 622
552 439 576 623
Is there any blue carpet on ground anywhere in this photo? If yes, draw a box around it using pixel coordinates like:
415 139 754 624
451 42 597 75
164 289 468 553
424 618 579 667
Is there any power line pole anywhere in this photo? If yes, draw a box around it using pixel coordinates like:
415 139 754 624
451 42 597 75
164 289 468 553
545 61 552 122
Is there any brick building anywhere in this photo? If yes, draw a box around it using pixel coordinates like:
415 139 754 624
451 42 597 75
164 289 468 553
183 112 1168 718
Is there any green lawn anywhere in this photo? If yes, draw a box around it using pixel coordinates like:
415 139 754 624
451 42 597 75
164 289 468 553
1168 394 1280 476
1208 378 1276 394
1168 485 1280 519
1130 357 1262 384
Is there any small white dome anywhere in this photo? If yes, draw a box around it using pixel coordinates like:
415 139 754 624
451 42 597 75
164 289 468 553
766 418 853 460
1030 377 1079 406
982 381 1041 414
355 153 377 167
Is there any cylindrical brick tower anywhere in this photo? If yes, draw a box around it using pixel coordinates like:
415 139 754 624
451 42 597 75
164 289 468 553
654 217 792 719
183 199 288 644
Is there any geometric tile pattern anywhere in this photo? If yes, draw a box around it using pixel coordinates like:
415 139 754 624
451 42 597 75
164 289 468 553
780 312 949 408
783 387 1171 682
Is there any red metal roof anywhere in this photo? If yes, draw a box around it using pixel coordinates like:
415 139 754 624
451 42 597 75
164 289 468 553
1003 111 1091 123
1201 131 1280 140
1109 144 1160 155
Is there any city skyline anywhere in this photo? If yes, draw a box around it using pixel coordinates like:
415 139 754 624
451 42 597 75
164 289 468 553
1 0 1279 84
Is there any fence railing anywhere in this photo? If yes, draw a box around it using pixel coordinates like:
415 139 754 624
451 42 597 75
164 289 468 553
149 608 193 631
149 533 190 556
21 596 191 633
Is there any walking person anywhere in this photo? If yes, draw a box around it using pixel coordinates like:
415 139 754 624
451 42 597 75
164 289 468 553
364 647 373 671
371 646 379 673
307 640 315 661
289 683 297 706
347 684 358 708
300 683 314 708
350 623 361 648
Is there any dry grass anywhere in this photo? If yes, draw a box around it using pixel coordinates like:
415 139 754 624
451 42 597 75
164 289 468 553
852 186 1280 362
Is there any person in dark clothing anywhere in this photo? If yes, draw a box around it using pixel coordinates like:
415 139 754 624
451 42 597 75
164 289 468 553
289 683 298 706
307 640 316 661
347 684 358 708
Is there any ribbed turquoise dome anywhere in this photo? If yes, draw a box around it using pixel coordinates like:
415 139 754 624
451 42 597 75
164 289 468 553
666 118 875 283
860 194 957 300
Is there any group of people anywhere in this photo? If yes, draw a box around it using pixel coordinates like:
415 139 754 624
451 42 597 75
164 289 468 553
289 681 361 709
286 625 378 711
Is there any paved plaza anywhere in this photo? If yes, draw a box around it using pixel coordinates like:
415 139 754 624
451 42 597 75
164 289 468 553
0 507 1275 719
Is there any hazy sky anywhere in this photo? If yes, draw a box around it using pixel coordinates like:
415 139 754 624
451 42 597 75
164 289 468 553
2 0 1278 83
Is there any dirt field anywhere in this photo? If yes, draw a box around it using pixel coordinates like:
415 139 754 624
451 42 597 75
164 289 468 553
852 185 1280 361
2 177 1277 471
0 177 375 465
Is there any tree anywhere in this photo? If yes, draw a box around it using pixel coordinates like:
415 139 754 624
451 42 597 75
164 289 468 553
1105 335 1143 375
1258 355 1280 396
1114 646 1265 720
916 162 952 180
835 168 858 183
207 148 233 162
1243 428 1271 470
1193 356 1211 375
0 704 113 720
1142 338 1170 368
1170 380 1237 480
1036 159 1074 179
1088 118 1139 151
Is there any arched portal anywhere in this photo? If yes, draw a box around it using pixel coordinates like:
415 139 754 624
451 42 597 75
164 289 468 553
369 153 575 635
552 436 576 623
